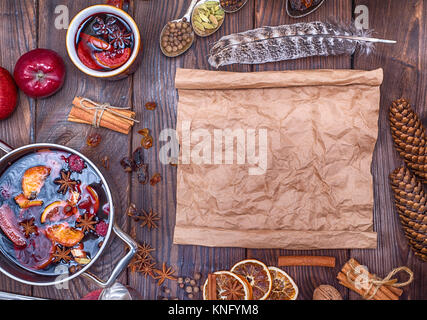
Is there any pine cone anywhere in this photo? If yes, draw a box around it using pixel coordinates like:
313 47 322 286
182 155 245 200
390 167 427 262
389 98 427 182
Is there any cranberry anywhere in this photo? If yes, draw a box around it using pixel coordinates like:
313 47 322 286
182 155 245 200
95 221 108 237
68 154 86 173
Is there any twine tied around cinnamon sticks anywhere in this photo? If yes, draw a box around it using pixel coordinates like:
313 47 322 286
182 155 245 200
68 96 139 134
338 258 413 300
80 97 139 128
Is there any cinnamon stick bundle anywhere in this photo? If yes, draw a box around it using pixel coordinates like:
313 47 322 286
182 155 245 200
337 258 404 300
68 96 137 134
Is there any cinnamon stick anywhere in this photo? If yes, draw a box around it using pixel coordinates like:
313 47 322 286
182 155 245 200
278 255 336 268
341 260 400 300
208 273 217 300
337 272 382 301
68 96 137 134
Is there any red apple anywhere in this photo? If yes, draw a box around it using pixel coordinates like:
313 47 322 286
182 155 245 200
13 48 66 98
0 67 18 120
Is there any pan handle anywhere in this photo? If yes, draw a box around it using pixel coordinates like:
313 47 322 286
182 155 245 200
81 223 137 288
0 140 13 154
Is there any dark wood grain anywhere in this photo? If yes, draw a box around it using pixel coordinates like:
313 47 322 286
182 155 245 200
0 0 425 300
352 0 427 300
0 0 36 297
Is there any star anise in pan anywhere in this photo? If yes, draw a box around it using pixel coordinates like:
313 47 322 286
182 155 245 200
76 213 97 233
19 218 37 237
54 170 78 195
52 246 72 263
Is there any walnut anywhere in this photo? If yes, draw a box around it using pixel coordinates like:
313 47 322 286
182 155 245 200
313 285 343 300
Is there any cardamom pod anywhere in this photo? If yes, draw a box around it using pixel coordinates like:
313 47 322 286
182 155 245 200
202 22 215 29
209 15 218 26
193 21 205 32
199 12 210 23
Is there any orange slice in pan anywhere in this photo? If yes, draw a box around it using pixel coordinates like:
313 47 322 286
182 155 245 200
22 166 51 199
230 259 273 300
202 271 252 300
45 223 84 247
14 194 43 209
267 266 299 300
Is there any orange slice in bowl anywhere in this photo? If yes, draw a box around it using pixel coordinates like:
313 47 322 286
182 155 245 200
45 223 84 247
230 259 273 300
22 166 51 199
267 266 299 300
202 271 252 300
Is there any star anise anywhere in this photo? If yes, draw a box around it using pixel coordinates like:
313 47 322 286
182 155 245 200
140 209 160 230
154 263 177 286
222 278 245 300
19 218 37 237
137 242 155 260
52 246 72 263
108 28 132 49
139 260 157 279
54 170 77 195
76 213 97 233
129 253 151 273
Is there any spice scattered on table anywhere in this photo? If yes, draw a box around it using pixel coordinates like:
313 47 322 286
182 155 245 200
192 1 225 37
150 173 162 186
86 133 102 147
127 205 160 230
278 255 336 267
144 101 157 110
313 285 342 300
154 262 177 286
160 18 194 56
100 155 109 170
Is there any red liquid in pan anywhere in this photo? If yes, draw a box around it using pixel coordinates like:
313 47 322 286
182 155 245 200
0 150 110 276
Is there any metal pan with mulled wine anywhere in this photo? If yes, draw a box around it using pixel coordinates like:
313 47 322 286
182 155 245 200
0 149 110 276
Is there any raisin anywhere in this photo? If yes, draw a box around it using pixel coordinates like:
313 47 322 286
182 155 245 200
145 101 157 110
132 147 144 168
150 173 162 186
86 133 102 147
120 157 135 172
137 164 148 185
141 135 153 149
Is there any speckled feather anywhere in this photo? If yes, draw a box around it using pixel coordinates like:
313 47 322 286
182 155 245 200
208 21 377 68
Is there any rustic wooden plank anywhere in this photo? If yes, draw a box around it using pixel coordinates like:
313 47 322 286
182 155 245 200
128 0 253 299
0 0 36 297
248 0 353 300
352 0 427 300
32 0 132 299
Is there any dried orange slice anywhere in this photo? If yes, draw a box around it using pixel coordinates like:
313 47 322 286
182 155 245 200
202 271 252 300
267 266 299 300
22 166 51 199
230 259 272 300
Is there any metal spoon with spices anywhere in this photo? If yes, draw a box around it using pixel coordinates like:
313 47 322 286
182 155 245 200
192 0 225 37
219 0 248 13
160 0 199 57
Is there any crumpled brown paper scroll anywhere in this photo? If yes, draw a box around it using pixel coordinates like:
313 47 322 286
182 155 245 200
173 68 383 249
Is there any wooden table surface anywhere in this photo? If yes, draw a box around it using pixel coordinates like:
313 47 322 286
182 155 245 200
0 0 425 300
